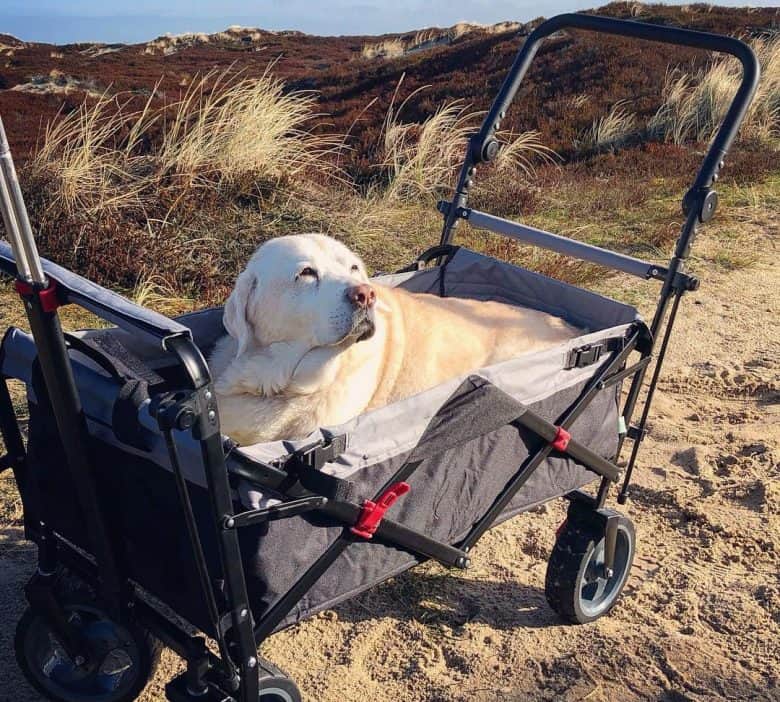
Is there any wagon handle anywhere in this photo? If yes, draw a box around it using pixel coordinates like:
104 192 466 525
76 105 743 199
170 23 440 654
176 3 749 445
0 117 47 285
440 13 761 247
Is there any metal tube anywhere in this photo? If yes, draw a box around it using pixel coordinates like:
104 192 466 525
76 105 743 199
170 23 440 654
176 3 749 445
466 209 666 280
618 291 684 503
0 116 45 284
475 14 760 180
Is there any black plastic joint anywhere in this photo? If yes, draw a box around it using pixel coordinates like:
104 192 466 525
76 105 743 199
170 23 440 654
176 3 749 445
626 424 648 442
151 392 198 432
673 272 700 292
469 134 500 164
682 187 718 223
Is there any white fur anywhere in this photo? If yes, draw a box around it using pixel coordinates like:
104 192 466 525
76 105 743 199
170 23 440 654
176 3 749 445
209 234 378 444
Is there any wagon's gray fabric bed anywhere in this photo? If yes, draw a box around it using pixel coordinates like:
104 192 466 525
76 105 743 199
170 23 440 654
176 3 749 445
1 247 641 634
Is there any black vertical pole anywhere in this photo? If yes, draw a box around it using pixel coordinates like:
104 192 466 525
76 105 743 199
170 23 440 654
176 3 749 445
165 337 260 702
19 289 125 614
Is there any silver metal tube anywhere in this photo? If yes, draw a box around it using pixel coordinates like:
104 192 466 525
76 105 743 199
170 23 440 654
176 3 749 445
466 208 663 281
0 115 46 284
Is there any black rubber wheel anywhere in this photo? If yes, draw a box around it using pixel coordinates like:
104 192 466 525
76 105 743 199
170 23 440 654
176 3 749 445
258 657 301 702
14 577 160 702
545 515 635 624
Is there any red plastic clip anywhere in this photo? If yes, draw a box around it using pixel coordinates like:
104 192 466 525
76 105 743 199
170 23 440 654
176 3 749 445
350 481 411 540
15 279 62 313
550 426 571 452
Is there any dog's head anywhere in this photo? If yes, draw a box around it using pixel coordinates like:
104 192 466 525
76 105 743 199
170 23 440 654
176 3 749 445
223 234 376 357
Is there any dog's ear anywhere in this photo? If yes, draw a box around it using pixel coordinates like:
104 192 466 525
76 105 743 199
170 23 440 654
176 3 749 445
223 269 257 357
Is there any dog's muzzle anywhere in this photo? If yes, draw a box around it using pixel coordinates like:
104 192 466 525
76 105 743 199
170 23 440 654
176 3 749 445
351 308 376 342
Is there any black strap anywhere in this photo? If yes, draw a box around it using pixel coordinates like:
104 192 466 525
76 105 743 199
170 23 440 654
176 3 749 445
281 435 356 501
395 244 461 298
296 468 357 503
112 379 152 450
75 332 165 386
64 333 164 450
64 333 124 381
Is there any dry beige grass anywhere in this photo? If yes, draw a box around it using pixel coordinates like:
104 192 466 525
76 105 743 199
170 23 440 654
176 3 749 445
650 34 780 143
31 90 155 214
29 67 339 216
494 130 558 175
576 100 637 153
380 96 475 201
158 67 340 190
378 79 553 202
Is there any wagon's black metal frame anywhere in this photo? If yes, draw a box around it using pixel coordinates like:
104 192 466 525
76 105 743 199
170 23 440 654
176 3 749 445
0 13 759 702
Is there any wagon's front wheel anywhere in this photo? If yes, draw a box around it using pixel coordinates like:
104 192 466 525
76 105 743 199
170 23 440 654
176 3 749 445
258 657 301 701
544 513 635 624
15 599 160 702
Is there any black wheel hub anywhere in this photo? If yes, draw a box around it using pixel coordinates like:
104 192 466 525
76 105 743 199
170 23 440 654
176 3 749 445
22 605 141 701
577 529 632 618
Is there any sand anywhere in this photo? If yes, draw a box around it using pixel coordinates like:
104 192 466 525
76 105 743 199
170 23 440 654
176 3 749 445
0 233 777 701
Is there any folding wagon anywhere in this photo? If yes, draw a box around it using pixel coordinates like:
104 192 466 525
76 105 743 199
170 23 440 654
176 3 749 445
0 14 759 702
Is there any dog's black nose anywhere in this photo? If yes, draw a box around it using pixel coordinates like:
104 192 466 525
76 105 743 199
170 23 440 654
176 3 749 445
347 284 376 309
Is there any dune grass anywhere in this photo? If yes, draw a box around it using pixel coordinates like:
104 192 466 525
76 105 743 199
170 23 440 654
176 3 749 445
380 97 474 201
650 34 780 144
29 67 340 219
576 100 637 153
14 52 780 307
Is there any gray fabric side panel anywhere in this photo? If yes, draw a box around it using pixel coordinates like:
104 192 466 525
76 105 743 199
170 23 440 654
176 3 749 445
253 377 619 631
466 209 657 280
237 323 630 476
0 241 191 345
377 247 641 332
0 328 210 488
1 327 36 385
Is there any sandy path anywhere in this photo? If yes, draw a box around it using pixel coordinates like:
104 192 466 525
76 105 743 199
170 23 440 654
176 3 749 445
0 230 777 701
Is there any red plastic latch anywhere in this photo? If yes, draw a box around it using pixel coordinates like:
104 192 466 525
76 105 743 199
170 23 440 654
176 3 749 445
350 481 411 540
551 426 571 452
14 279 34 296
15 279 62 313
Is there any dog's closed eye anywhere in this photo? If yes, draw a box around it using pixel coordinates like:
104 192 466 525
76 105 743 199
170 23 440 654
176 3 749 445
297 266 319 280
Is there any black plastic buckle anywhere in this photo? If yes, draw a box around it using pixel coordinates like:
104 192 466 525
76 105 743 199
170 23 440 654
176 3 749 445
565 343 603 370
297 435 347 471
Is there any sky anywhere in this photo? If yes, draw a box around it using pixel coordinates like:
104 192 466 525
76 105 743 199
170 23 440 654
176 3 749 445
1 1 777 44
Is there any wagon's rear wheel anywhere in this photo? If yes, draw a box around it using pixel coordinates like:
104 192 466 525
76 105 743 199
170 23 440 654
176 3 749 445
544 513 635 624
258 657 301 701
15 581 160 702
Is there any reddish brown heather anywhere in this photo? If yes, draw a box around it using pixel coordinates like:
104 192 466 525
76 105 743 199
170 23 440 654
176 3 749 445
0 2 778 302
0 3 778 165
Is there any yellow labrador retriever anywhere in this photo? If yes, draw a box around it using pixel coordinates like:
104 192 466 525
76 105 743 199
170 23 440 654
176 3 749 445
209 234 578 445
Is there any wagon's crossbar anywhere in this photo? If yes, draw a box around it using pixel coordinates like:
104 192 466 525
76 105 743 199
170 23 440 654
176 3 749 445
448 205 699 290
